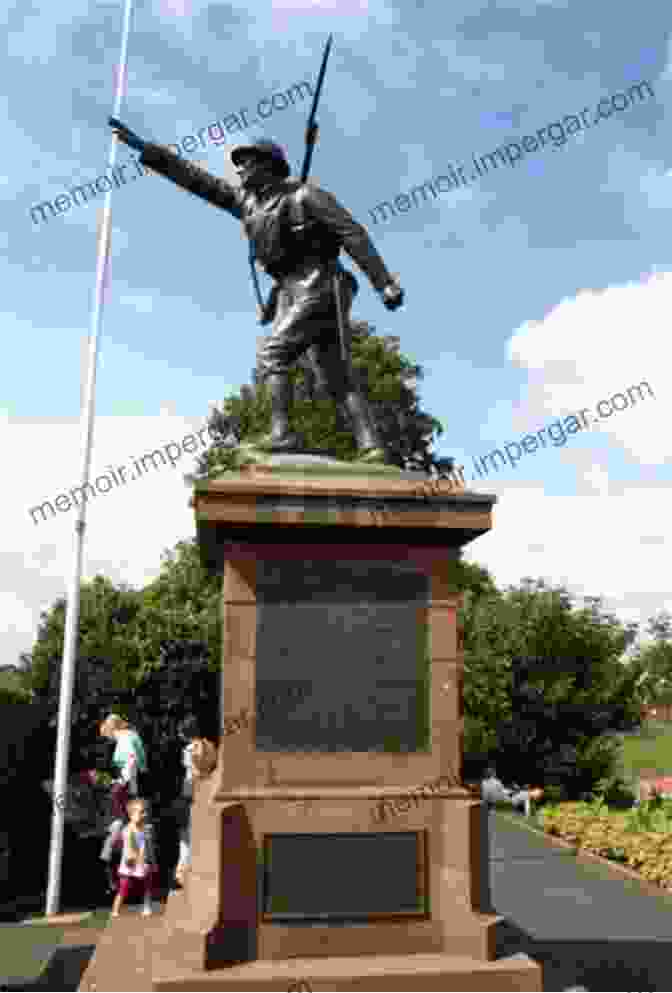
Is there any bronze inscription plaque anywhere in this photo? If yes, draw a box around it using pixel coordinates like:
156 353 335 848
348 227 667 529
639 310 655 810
254 558 430 752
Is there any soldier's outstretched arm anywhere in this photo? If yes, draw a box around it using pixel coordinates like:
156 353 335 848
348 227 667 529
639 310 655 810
300 184 404 309
109 116 242 218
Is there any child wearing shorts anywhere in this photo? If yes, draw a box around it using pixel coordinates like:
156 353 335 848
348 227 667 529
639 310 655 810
111 798 160 917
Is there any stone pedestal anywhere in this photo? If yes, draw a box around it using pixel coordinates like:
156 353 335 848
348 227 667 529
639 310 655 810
81 458 542 991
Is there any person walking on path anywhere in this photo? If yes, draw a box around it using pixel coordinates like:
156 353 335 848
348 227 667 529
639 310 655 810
99 714 149 817
99 714 156 890
111 798 161 917
174 716 217 886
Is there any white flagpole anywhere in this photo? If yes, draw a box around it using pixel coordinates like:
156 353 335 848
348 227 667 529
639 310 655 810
45 0 135 917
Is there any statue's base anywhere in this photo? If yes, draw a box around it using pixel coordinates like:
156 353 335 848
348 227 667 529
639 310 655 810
77 461 541 992
231 450 427 476
79 909 541 992
222 444 396 470
152 950 541 991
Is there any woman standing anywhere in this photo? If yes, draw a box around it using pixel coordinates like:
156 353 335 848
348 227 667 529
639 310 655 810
99 714 148 816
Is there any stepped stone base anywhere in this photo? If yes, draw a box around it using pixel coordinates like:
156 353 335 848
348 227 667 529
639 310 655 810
78 909 542 992
78 908 165 992
151 950 541 991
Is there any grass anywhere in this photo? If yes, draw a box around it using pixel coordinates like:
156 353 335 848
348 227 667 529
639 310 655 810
0 925 64 983
618 721 672 785
0 909 109 985
20 908 110 928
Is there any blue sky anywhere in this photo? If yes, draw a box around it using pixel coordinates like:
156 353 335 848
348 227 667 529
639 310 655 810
3 0 671 667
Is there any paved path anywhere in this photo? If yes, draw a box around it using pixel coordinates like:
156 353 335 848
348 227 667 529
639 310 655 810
490 812 672 991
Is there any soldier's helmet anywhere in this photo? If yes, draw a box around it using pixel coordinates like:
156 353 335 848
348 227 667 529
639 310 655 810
231 139 291 178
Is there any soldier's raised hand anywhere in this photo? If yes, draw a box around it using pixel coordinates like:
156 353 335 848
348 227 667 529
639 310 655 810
381 280 404 311
109 117 145 152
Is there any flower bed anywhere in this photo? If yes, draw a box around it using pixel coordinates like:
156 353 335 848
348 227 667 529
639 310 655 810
537 795 672 889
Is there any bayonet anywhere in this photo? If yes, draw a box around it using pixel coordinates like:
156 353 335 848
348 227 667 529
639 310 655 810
301 33 333 183
251 34 334 324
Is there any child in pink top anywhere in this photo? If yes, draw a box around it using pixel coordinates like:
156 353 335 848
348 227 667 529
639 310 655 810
111 798 160 917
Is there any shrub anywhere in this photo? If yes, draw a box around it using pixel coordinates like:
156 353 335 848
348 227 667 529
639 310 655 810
625 795 672 835
593 774 636 808
540 783 567 805
0 685 31 705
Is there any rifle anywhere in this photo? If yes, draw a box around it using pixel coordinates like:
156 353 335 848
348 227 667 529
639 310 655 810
301 33 333 183
250 34 333 324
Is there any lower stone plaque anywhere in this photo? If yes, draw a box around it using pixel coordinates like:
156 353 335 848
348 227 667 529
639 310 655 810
261 832 428 921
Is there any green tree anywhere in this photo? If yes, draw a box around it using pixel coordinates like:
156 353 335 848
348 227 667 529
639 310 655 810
191 322 456 478
29 577 143 712
13 654 36 696
626 610 672 706
462 591 514 758
25 547 222 897
460 578 642 795
645 610 672 643
0 682 31 705
29 546 221 758
455 562 508 758
136 540 222 681
0 663 32 701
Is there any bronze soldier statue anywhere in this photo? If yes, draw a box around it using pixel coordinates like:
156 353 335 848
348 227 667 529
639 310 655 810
109 119 404 463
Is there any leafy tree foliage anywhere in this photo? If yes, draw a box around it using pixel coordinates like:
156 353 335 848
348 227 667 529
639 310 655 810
461 577 642 796
627 610 672 705
0 700 58 919
190 322 455 478
27 547 221 823
0 663 32 703
29 546 219 680
19 545 223 902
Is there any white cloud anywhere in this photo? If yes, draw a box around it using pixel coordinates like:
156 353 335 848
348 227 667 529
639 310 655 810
456 269 672 640
0 592 36 640
465 481 672 640
506 271 666 463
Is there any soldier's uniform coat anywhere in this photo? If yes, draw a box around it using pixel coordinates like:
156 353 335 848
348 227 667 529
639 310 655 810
139 143 395 394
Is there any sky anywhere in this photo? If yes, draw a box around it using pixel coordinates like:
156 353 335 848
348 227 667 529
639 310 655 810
3 0 671 668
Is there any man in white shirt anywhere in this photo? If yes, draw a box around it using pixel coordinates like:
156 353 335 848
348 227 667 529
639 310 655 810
481 767 537 817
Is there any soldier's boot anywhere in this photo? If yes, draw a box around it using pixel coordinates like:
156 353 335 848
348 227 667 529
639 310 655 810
257 374 303 451
342 390 386 463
